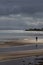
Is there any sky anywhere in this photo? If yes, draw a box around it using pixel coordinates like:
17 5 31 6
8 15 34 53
0 0 43 30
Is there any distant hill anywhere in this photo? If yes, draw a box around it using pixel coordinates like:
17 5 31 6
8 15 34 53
25 28 43 31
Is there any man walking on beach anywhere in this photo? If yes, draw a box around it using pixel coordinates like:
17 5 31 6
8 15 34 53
36 37 38 42
36 37 38 48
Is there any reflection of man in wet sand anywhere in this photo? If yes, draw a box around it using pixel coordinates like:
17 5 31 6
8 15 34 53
36 37 38 48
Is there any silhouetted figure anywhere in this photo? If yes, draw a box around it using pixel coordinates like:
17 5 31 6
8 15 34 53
36 37 38 48
36 37 38 42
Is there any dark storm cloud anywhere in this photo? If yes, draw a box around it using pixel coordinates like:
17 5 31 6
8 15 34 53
0 0 43 29
0 0 43 15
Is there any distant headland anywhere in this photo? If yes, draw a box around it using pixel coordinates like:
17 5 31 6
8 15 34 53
25 28 43 31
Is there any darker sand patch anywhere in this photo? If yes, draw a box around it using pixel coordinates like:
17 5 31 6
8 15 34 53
0 49 43 61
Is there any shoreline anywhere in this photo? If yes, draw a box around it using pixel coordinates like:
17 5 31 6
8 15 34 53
0 39 43 47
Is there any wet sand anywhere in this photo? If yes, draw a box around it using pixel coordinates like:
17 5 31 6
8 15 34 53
0 39 43 47
0 49 43 61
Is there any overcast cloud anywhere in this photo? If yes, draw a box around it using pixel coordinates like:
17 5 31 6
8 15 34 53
0 0 43 29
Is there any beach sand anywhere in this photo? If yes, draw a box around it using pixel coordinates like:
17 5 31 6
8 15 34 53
0 39 43 47
0 49 43 61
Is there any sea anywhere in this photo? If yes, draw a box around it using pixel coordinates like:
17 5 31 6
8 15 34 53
0 30 43 41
